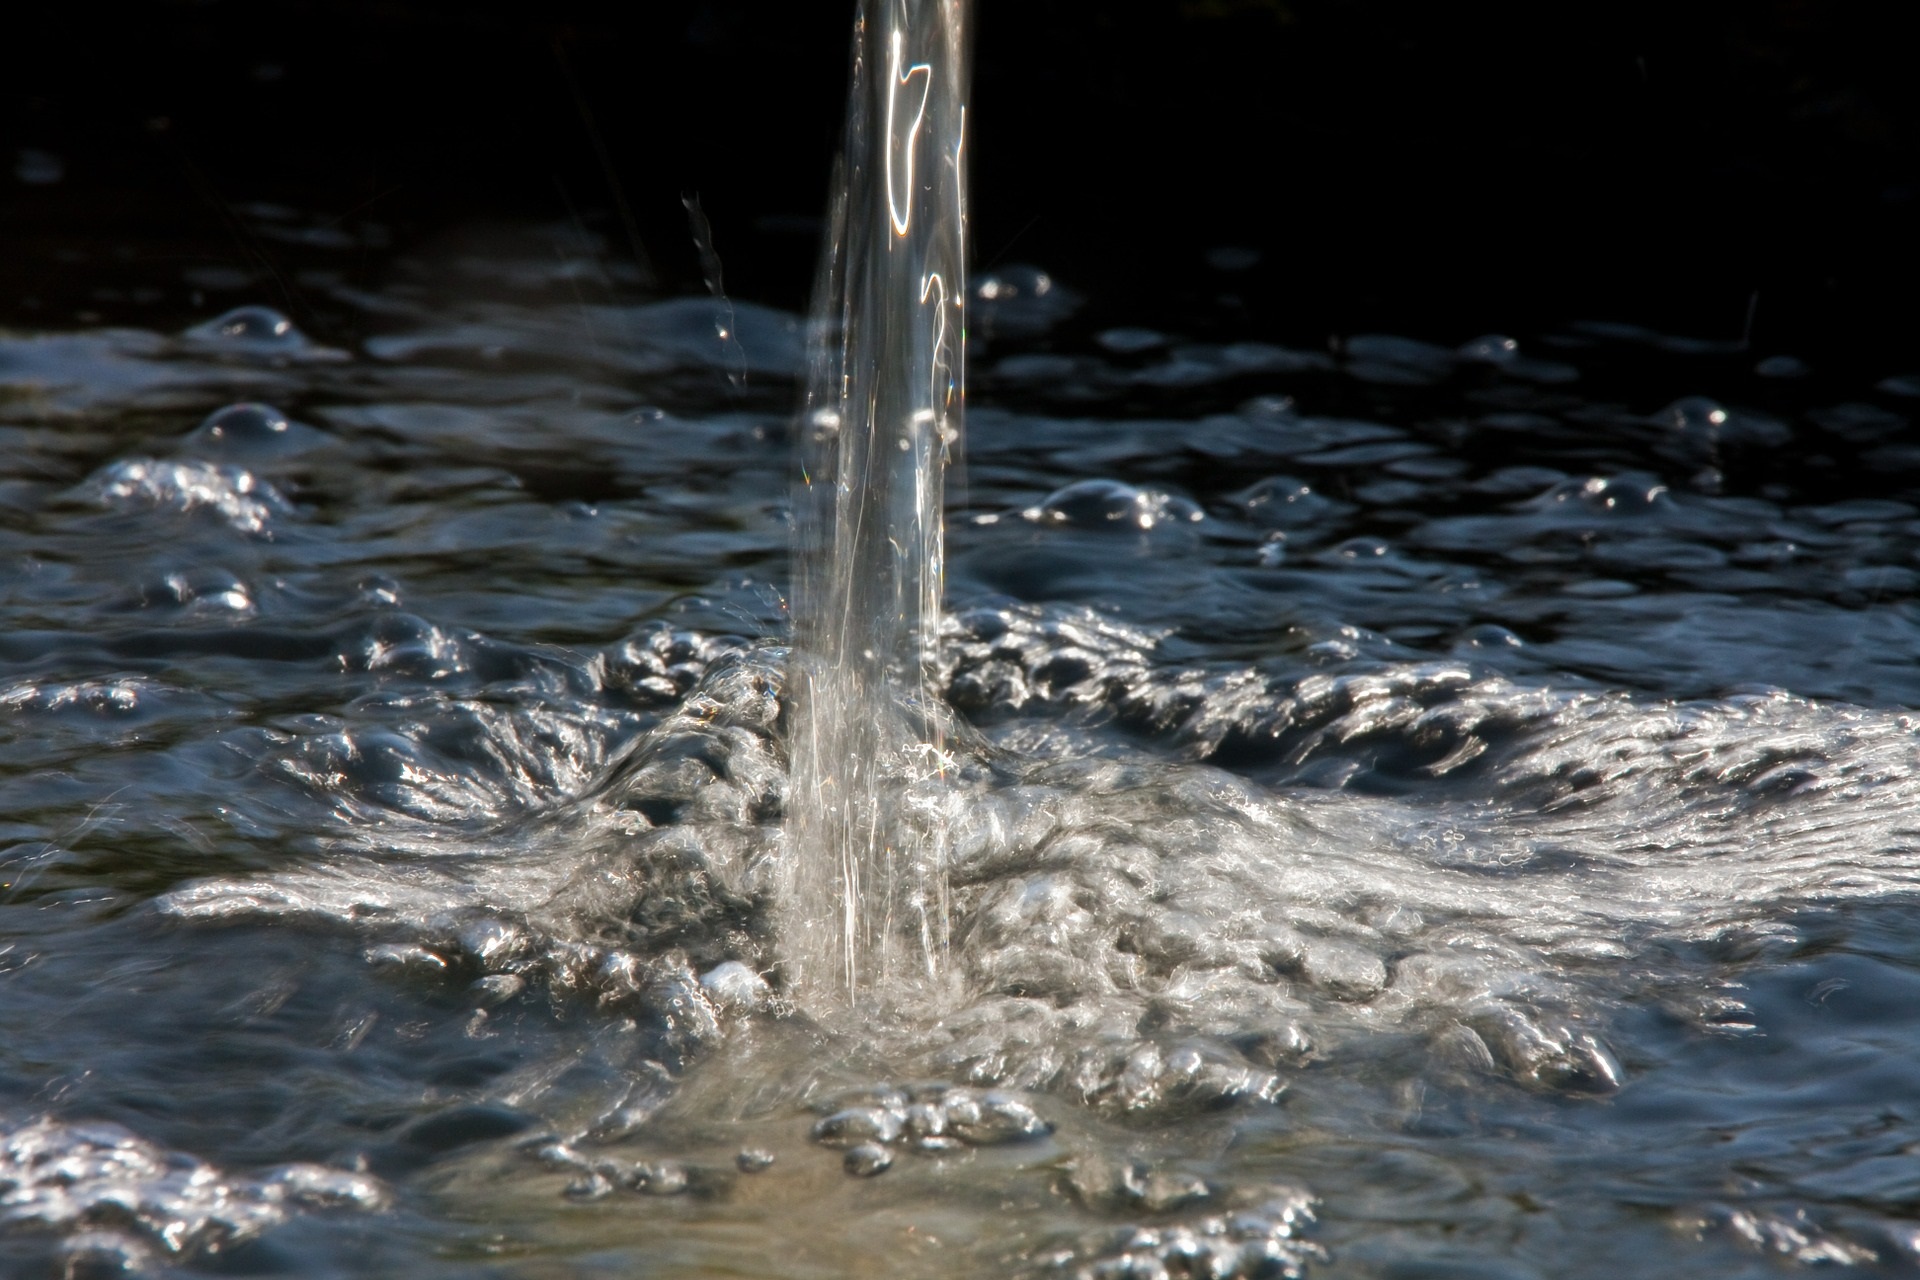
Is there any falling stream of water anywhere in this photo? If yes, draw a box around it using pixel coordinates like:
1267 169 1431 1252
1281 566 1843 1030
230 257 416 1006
785 0 970 1009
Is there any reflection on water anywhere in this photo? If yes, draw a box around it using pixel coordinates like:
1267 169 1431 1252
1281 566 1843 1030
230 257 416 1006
5 199 1920 1274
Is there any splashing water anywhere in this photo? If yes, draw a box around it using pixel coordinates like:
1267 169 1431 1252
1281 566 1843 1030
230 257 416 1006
785 0 970 1009
13 12 1920 1276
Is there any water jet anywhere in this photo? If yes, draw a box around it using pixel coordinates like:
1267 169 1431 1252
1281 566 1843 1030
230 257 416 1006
784 0 971 1011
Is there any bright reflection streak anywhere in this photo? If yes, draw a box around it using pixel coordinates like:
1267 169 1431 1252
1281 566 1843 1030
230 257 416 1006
921 272 951 417
885 29 933 236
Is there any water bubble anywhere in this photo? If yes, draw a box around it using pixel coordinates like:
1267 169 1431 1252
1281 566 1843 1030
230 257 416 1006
843 1143 894 1176
190 305 299 343
903 1101 948 1139
735 1148 775 1173
975 268 1051 302
631 1161 690 1195
1459 624 1524 651
972 265 1080 338
1530 474 1669 519
1046 1184 1322 1279
196 402 289 446
1655 397 1791 461
186 401 327 459
1067 1155 1214 1214
1457 334 1520 365
0 676 152 717
944 1089 1051 1144
1661 395 1728 432
1877 374 1920 398
565 1172 615 1200
698 960 770 1011
365 943 448 974
1466 1005 1622 1093
1327 537 1389 563
811 1107 905 1148
1023 479 1203 532
136 567 255 616
182 305 325 358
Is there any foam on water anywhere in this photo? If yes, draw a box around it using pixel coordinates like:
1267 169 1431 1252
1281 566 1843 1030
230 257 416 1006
152 614 1920 1097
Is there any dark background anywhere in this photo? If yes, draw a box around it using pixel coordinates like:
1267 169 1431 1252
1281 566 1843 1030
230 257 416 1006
7 0 1919 358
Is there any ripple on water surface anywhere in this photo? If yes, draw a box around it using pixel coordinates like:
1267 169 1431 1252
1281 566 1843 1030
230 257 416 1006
4 256 1920 1277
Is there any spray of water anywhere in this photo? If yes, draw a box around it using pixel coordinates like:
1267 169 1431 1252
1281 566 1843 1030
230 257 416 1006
785 0 969 1010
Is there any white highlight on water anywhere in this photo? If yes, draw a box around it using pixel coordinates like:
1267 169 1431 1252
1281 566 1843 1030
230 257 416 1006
785 0 969 1010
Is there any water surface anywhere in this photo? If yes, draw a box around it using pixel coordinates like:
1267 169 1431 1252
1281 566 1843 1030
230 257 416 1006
5 211 1920 1276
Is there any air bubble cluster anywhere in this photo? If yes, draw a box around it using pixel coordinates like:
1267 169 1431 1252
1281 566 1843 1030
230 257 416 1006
88 457 292 535
1037 1183 1325 1280
0 1117 383 1272
808 1083 1053 1174
528 1140 698 1201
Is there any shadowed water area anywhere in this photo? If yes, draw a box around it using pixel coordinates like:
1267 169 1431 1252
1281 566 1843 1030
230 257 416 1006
10 44 1920 1280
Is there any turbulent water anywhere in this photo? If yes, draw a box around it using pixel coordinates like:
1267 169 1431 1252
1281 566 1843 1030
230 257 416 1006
7 196 1920 1274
